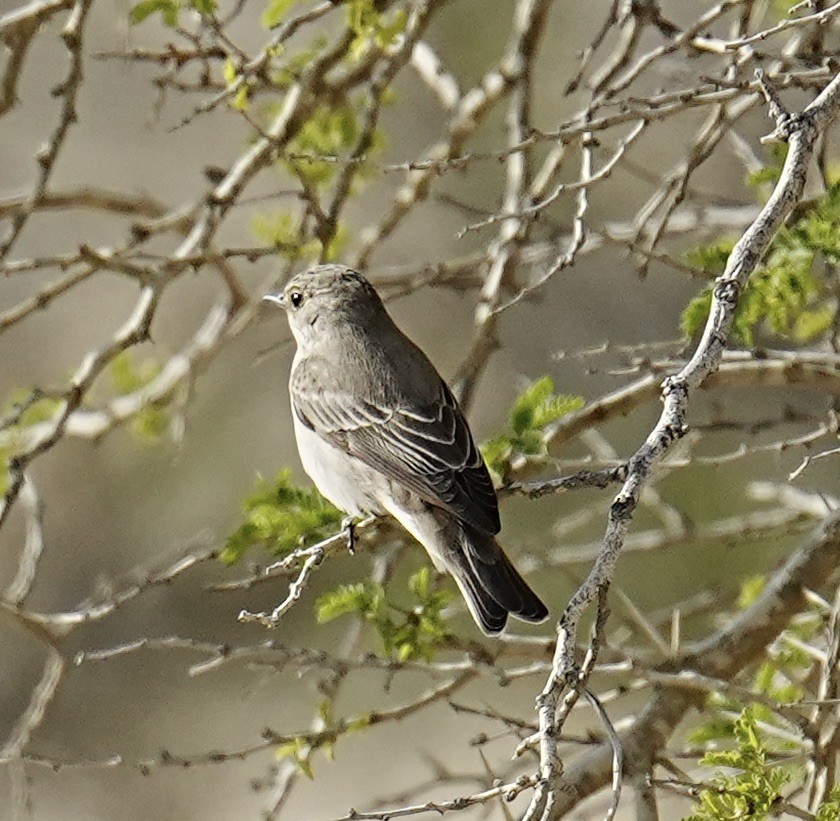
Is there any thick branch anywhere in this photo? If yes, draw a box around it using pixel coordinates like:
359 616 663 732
548 510 840 817
526 68 840 818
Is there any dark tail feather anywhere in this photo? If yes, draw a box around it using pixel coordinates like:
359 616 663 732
449 523 548 636
450 556 509 635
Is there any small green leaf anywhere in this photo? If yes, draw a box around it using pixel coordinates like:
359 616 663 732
688 716 737 746
346 713 371 732
345 0 407 58
684 237 736 276
745 142 788 189
232 84 250 111
510 377 551 434
130 406 168 444
222 58 238 85
285 102 361 186
680 183 840 345
737 575 765 610
106 351 169 444
222 470 342 564
315 582 385 623
480 436 513 481
680 289 713 339
316 567 450 661
276 737 314 779
817 786 840 820
262 0 298 29
394 642 411 662
481 378 583 481
14 395 60 428
684 707 793 821
190 0 216 16
222 59 251 110
408 566 431 601
129 0 180 26
252 210 318 259
109 350 161 395
509 377 581 434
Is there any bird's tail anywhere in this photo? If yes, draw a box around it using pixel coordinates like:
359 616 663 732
447 522 548 636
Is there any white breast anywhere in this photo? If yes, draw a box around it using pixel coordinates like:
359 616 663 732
292 413 384 517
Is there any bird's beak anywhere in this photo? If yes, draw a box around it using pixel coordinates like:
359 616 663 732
262 291 285 308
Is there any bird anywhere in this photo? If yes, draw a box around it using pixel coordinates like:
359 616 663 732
262 264 548 635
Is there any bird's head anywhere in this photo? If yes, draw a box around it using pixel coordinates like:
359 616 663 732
262 264 385 348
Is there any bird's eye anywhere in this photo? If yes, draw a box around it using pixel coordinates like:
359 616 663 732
289 290 303 308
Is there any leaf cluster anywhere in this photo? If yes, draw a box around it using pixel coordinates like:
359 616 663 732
316 567 451 662
108 350 169 443
222 469 342 564
0 389 62 494
817 788 840 821
685 577 838 819
275 736 316 780
744 142 788 190
129 0 215 27
286 101 370 186
681 183 840 345
482 377 583 483
346 0 408 60
252 210 341 262
275 700 371 779
684 707 791 821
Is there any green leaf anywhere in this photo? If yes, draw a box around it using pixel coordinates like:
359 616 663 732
222 59 252 111
0 389 64 494
252 210 319 259
345 0 407 58
532 393 583 429
680 289 713 339
285 102 361 186
130 406 168 443
190 0 216 15
510 377 551 434
2 389 61 429
680 183 840 345
817 786 840 820
106 351 169 443
684 707 794 821
109 350 161 395
745 142 788 189
276 737 314 779
222 470 342 564
262 0 298 29
129 0 180 26
222 58 238 85
481 378 583 481
737 575 765 610
509 377 582 434
316 567 451 662
315 582 385 623
407 566 432 600
232 84 250 112
346 713 371 732
684 237 736 276
688 716 737 746
480 436 513 481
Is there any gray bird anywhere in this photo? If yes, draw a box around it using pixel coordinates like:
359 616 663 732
263 264 548 635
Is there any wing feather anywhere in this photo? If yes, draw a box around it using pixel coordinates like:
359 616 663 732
291 369 500 535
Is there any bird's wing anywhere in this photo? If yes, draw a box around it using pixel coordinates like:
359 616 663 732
291 368 500 535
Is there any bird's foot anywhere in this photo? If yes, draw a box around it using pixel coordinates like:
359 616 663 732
341 516 357 555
